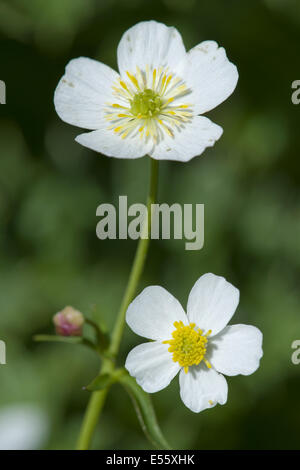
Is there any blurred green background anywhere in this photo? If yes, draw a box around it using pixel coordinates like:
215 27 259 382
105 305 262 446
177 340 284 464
0 0 300 450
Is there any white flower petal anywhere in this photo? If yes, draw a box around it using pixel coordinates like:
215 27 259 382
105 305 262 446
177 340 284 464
75 124 152 159
209 324 263 376
117 21 186 78
126 286 188 341
0 404 49 450
187 273 240 336
179 365 228 413
54 57 120 130
181 41 238 115
125 341 180 393
149 116 223 162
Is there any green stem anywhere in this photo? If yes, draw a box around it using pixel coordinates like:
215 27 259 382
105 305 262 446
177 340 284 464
76 158 159 450
76 387 109 450
109 158 159 357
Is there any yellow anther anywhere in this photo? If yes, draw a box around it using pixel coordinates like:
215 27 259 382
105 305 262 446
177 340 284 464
152 69 157 87
163 321 210 371
159 74 167 93
158 121 174 137
165 75 173 87
120 80 129 92
126 71 140 90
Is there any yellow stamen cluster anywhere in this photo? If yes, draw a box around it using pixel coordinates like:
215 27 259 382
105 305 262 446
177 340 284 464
163 321 212 373
105 65 192 143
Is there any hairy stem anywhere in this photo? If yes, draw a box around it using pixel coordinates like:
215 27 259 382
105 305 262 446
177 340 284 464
76 158 159 450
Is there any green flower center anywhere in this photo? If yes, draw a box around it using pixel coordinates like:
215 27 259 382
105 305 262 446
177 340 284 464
130 89 163 118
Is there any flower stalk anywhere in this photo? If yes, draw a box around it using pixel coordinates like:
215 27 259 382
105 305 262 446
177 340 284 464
76 157 159 450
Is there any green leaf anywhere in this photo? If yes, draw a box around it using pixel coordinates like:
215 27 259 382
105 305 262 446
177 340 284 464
119 372 172 450
84 369 125 392
84 373 113 391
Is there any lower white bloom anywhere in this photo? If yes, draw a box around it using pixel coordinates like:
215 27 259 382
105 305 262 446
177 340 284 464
0 404 49 450
125 273 263 413
54 20 238 162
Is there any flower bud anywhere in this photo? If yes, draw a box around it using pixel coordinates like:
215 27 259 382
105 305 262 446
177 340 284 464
53 306 84 337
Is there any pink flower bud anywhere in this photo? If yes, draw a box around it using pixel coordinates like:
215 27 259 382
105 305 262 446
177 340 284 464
53 306 84 337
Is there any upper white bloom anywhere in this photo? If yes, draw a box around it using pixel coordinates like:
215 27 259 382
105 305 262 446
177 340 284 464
54 21 238 162
125 273 263 413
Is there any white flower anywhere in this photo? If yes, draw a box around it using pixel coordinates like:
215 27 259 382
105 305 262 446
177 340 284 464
0 404 49 450
54 21 238 162
125 273 263 413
